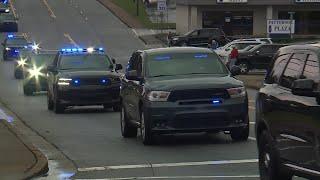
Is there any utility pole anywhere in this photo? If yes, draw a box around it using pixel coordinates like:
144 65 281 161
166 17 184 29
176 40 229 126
288 12 295 39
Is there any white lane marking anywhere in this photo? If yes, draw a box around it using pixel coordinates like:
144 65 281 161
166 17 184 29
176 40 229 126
249 100 255 103
64 33 79 47
0 108 13 123
78 159 258 172
249 106 255 110
77 175 260 180
41 0 56 18
249 137 256 141
250 122 255 125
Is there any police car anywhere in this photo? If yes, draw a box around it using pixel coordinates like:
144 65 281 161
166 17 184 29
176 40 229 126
0 13 18 32
2 34 30 61
46 47 123 113
23 50 57 95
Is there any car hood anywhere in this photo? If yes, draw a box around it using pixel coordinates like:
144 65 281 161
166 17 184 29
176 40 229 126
58 70 119 79
171 35 186 40
145 75 243 91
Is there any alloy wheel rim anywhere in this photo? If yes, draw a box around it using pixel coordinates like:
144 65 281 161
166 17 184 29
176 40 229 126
239 64 248 73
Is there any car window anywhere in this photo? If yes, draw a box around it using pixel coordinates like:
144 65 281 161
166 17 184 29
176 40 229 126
302 53 320 85
268 53 291 84
258 46 274 54
280 53 306 89
189 30 198 36
146 53 228 77
233 43 260 50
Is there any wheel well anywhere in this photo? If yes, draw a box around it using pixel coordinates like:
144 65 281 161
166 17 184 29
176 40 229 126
236 59 251 67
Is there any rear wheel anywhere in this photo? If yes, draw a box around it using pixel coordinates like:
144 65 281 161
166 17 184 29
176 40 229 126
53 93 65 114
140 109 155 145
231 117 249 141
258 131 293 180
238 61 249 74
47 92 53 110
23 85 34 96
120 105 137 138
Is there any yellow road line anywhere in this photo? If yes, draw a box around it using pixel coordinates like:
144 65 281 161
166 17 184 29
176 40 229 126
9 0 18 18
64 33 78 47
41 0 56 19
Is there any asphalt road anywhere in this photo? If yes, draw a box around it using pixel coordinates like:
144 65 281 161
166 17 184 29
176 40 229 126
0 0 263 179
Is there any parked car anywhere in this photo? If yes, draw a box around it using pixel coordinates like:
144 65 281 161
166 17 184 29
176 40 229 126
233 38 273 44
0 13 18 32
169 28 230 47
215 41 264 64
120 47 249 145
236 44 286 74
256 44 320 180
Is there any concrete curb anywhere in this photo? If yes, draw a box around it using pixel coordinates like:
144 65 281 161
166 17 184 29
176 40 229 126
237 75 264 90
0 120 49 179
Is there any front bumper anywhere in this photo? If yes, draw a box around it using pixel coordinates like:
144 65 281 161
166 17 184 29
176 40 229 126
24 76 48 91
144 97 248 133
57 84 120 106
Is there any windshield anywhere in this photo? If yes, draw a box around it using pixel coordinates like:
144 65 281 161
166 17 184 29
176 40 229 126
27 54 56 66
59 54 111 70
7 38 28 46
146 53 229 77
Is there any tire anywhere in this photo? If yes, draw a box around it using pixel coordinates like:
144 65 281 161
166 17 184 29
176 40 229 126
258 131 293 180
113 103 121 112
120 105 137 138
231 117 249 141
47 92 54 110
53 92 65 114
23 85 34 96
140 109 155 145
237 61 249 74
14 69 23 79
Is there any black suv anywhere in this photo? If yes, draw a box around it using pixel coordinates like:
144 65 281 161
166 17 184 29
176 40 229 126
47 48 123 113
120 47 249 145
256 44 320 179
236 44 285 74
2 35 30 61
169 28 229 47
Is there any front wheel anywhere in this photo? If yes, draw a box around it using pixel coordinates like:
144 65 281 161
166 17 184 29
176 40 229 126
120 105 137 138
258 131 293 180
23 85 34 96
14 69 24 79
140 109 155 145
53 94 65 114
231 119 249 141
47 92 54 110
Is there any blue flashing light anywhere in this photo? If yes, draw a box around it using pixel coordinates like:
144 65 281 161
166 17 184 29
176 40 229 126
14 50 19 53
212 99 222 105
78 48 83 52
155 55 171 61
66 49 72 52
72 79 80 86
101 79 109 84
61 49 66 52
24 46 28 49
72 48 77 52
194 54 208 59
98 48 104 51
7 34 13 38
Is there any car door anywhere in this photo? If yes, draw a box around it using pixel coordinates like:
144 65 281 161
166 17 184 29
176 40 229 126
251 45 274 70
123 52 140 121
187 30 200 46
273 52 317 170
47 54 59 95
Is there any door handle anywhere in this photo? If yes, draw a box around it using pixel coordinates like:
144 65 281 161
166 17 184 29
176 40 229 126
289 103 298 108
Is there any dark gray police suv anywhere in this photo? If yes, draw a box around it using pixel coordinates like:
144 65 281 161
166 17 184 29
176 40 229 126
256 44 320 180
120 47 249 145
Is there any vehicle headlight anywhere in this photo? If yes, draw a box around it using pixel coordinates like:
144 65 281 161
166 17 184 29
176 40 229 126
5 47 11 51
28 67 43 78
147 91 171 102
227 87 246 98
17 58 26 66
172 38 178 41
57 78 72 86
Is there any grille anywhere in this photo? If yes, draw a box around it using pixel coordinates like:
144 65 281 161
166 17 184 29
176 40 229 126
173 113 230 129
72 77 110 86
168 88 229 102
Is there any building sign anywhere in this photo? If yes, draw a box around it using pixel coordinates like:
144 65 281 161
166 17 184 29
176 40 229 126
267 20 295 34
157 0 167 12
296 0 320 3
217 0 247 3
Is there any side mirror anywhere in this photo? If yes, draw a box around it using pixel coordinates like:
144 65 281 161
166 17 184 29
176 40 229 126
292 79 317 97
255 51 260 55
126 70 139 81
115 64 123 71
47 65 56 72
230 66 241 76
